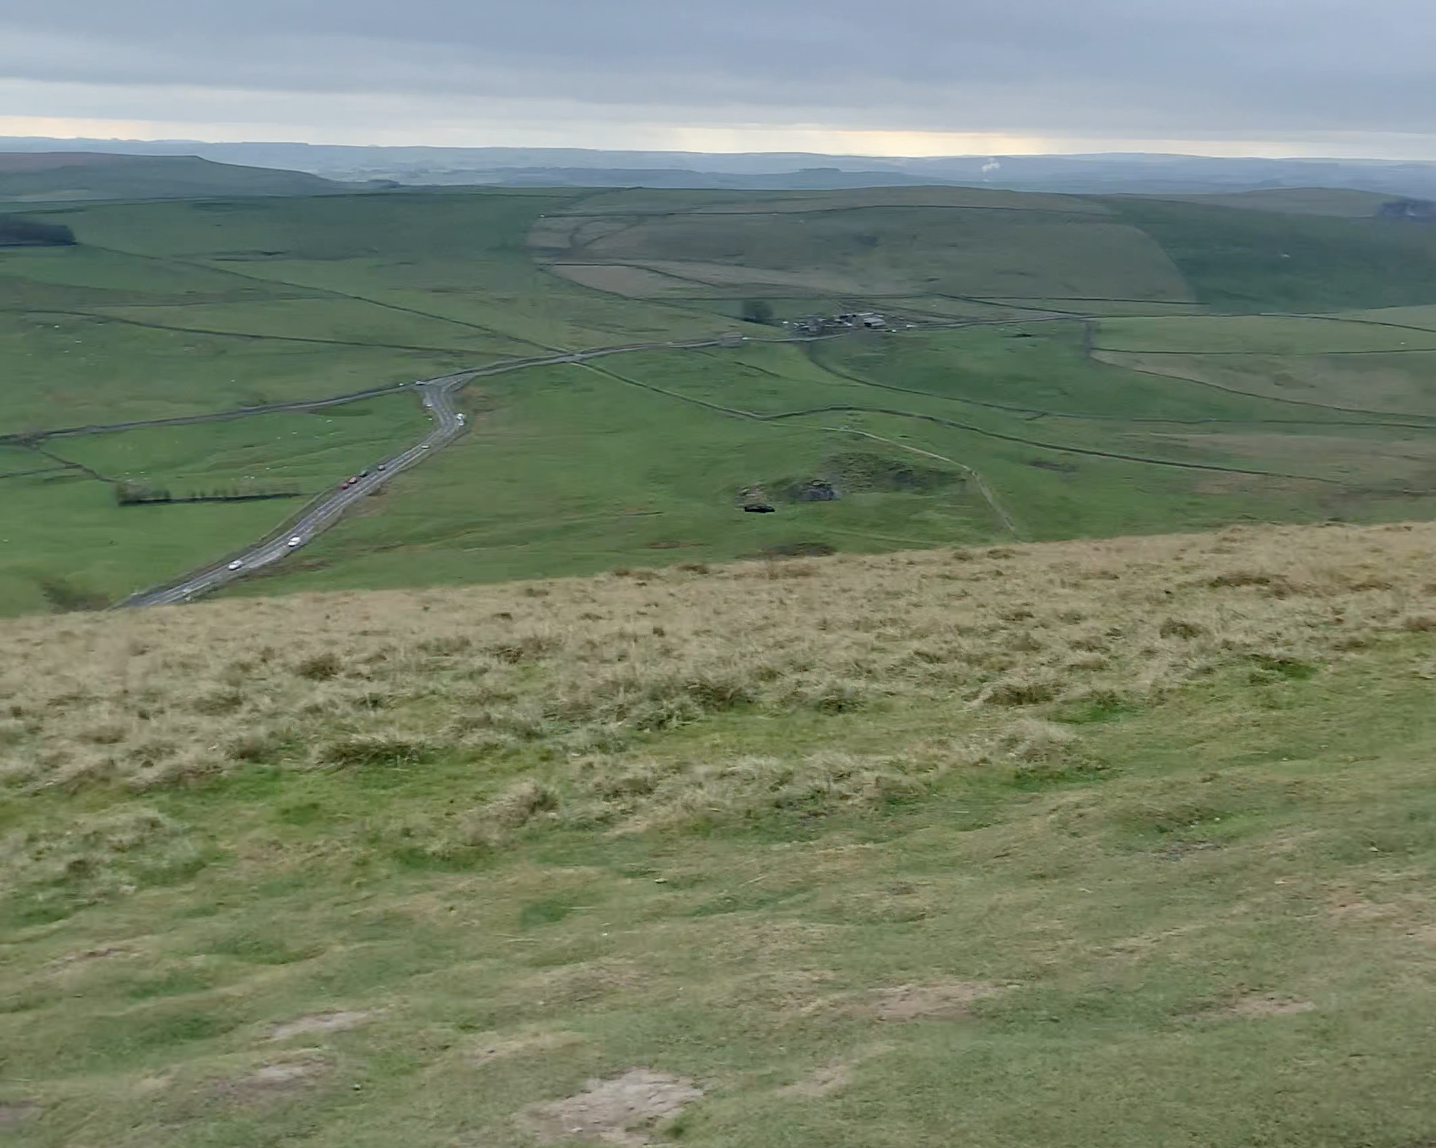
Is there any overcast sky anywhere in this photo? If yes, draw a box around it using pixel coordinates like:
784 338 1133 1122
1 0 1432 157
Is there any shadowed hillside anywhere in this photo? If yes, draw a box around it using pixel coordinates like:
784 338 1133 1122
0 153 343 203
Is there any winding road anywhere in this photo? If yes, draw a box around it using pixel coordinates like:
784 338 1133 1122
120 339 738 607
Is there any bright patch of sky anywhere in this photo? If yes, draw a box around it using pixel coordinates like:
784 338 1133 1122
0 1 1431 157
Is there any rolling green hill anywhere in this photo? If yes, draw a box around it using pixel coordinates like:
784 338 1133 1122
0 154 343 204
4 184 1436 614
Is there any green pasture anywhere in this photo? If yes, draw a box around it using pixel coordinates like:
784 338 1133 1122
243 323 1436 600
7 184 1436 611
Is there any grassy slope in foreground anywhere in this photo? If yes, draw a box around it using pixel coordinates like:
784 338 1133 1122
2 522 1436 1146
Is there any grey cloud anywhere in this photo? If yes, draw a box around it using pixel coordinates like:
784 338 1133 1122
0 0 1432 140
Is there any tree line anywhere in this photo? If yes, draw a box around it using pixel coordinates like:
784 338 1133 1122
0 215 77 247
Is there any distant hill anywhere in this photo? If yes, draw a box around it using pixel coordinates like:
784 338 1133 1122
478 165 952 190
6 139 1436 200
1127 187 1400 218
0 153 343 203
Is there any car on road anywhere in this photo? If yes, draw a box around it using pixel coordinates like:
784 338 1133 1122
377 463 387 471
456 413 466 425
227 559 243 571
287 535 303 548
420 443 430 450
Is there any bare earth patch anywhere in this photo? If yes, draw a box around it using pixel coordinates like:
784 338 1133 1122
519 1068 702 1146
1223 992 1316 1018
268 1010 374 1041
468 1028 586 1066
874 981 1008 1021
778 1061 852 1099
0 1101 39 1126
47 944 133 968
777 1044 892 1099
215 1055 331 1105
511 960 642 1007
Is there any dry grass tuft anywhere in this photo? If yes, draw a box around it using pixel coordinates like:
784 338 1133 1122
873 981 1009 1021
2 522 1434 815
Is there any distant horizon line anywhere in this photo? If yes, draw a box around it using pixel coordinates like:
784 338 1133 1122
2 136 1434 167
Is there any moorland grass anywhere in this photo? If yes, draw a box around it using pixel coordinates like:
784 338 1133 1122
2 523 1436 1145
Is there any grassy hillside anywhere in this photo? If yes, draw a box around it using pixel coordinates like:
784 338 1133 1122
1108 197 1436 312
0 155 340 204
1136 187 1400 217
533 185 1191 306
5 185 1436 614
3 523 1436 1145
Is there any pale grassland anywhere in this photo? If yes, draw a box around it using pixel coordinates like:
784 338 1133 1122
4 523 1436 1147
4 522 1433 807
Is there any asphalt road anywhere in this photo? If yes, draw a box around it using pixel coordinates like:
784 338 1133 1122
120 338 737 607
124 373 472 606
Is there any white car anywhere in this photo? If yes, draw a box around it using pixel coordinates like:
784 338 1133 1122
287 535 303 548
227 559 243 571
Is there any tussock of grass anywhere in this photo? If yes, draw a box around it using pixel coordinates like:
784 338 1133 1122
2 523 1433 808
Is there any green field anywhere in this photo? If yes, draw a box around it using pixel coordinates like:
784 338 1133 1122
4 183 1436 614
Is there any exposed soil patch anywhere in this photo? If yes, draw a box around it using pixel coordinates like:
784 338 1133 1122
1221 992 1315 1018
0 1101 39 1126
511 959 642 1007
268 1010 374 1041
874 981 1007 1021
215 1055 331 1105
519 1068 702 1145
778 1061 851 1098
48 943 133 968
469 1028 586 1065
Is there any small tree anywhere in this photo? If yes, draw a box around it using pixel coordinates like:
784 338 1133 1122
740 298 774 325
